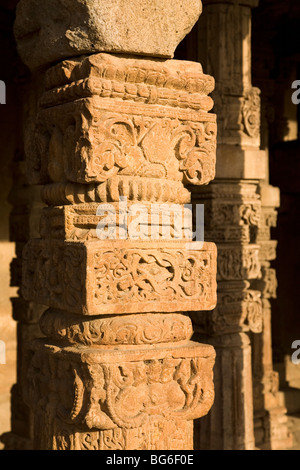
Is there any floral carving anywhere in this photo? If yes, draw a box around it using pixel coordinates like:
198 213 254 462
91 246 216 311
37 104 216 186
242 88 261 138
22 240 217 315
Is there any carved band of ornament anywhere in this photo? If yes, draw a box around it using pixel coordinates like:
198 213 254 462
37 419 192 451
22 240 217 315
41 77 214 112
214 87 260 133
39 310 193 346
44 54 215 99
41 178 191 206
202 201 261 228
25 340 215 430
50 418 191 451
33 105 216 186
40 204 194 242
217 245 261 281
210 289 262 334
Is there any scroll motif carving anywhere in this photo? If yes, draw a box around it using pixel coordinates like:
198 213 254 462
33 105 217 186
40 311 193 346
242 88 261 138
92 246 216 309
23 240 217 315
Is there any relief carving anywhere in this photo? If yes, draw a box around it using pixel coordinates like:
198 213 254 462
23 240 217 315
40 311 193 346
32 104 217 186
242 88 261 138
16 30 217 447
25 340 215 432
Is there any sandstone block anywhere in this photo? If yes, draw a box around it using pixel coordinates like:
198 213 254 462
14 0 203 70
25 54 216 187
25 338 216 436
22 239 217 315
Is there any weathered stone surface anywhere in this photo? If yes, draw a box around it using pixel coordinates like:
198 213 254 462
17 38 217 449
4 0 296 453
37 417 194 450
1 149 45 449
39 201 194 242
217 245 260 281
41 178 192 207
39 311 194 346
32 100 216 185
193 182 261 243
194 331 256 450
42 53 214 110
260 184 280 208
250 181 292 450
14 0 203 70
25 54 217 187
192 0 265 450
193 281 262 336
23 337 215 450
23 239 217 315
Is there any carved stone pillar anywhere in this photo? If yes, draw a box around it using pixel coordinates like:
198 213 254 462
191 0 265 450
14 0 218 450
251 184 292 450
0 83 46 450
250 4 292 450
192 182 262 450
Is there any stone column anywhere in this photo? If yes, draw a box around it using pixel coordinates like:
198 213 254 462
250 5 292 449
0 67 46 450
190 0 266 450
1 156 45 450
192 182 262 450
14 0 218 450
251 185 292 450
